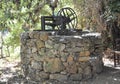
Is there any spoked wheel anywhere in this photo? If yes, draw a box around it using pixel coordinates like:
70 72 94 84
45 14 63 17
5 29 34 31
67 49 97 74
57 7 78 30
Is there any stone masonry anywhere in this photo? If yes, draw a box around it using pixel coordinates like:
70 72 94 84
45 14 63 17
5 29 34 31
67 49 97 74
20 31 103 82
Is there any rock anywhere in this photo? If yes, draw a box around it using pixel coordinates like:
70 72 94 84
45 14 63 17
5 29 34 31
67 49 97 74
25 48 32 54
58 44 66 51
21 32 30 39
67 56 74 65
78 67 83 74
31 61 43 70
29 31 34 38
69 74 82 81
33 54 44 62
40 72 49 79
54 44 60 50
36 40 45 49
61 71 67 75
66 62 77 74
79 62 90 69
20 45 27 53
79 51 90 56
38 48 46 56
32 47 37 53
78 56 90 62
45 49 57 57
50 74 68 81
45 40 53 49
40 32 48 41
60 52 68 62
83 66 92 79
44 58 64 73
33 31 40 39
66 47 82 52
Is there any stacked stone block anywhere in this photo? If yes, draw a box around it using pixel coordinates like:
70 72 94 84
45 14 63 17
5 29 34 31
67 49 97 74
20 31 103 82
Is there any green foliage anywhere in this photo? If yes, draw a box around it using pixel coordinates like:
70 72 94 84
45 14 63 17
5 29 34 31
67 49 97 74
0 0 75 55
0 0 46 55
109 0 120 13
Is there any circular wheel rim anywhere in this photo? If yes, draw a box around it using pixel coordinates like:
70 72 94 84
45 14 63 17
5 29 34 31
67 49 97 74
57 7 78 30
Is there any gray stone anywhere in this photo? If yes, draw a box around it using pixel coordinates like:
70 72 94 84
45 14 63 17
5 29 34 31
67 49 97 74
50 74 68 81
61 71 67 75
36 40 45 49
33 54 44 62
78 67 83 74
21 32 29 39
39 72 49 79
46 49 57 57
58 44 66 51
66 62 77 74
31 61 43 70
45 40 53 49
69 74 82 81
32 47 37 53
44 58 64 73
83 66 92 79
40 32 48 41
38 48 46 56
54 44 60 50
33 31 40 39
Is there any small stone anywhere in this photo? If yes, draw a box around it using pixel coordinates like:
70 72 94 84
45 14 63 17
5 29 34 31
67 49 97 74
32 47 37 53
83 66 92 79
58 44 66 51
78 67 83 74
78 57 90 62
38 71 49 79
80 51 90 56
72 47 82 52
60 52 68 62
67 56 74 64
66 62 77 74
40 32 48 41
61 71 67 75
36 40 45 49
65 47 82 52
80 52 85 56
33 31 40 39
29 31 34 38
69 74 82 81
54 44 60 50
61 57 67 62
79 62 90 69
33 54 45 62
85 51 90 56
21 32 30 39
31 61 43 70
50 74 68 81
63 62 68 67
45 40 53 49
44 58 64 73
45 49 57 58
38 48 46 56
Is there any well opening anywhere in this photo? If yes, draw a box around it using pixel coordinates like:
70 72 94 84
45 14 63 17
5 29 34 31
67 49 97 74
20 31 103 82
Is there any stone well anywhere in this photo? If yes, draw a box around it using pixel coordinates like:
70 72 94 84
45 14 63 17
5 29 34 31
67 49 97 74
20 31 103 82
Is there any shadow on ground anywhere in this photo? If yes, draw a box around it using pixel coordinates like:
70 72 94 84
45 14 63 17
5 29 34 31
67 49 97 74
0 59 120 84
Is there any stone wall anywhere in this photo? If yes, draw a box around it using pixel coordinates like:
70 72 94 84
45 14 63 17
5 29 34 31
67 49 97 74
20 31 103 82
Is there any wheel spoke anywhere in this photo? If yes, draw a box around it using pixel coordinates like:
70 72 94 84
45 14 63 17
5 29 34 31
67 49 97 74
57 7 77 30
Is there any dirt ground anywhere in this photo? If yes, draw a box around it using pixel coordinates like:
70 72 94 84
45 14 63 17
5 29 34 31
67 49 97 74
0 57 120 84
